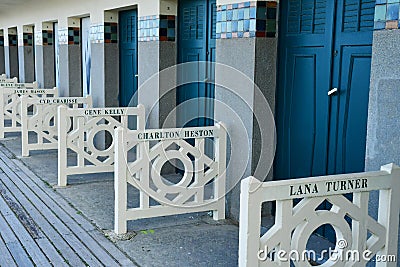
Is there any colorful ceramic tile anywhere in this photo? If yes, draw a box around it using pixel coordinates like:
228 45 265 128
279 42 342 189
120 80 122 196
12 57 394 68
215 1 278 39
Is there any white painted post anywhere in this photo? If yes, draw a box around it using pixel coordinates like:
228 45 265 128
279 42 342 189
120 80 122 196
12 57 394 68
57 105 68 187
238 177 263 267
214 122 227 220
377 163 400 267
0 91 5 139
114 126 128 235
21 95 30 157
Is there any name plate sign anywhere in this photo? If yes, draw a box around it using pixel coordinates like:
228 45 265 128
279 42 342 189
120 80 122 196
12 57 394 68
134 126 217 141
13 89 48 94
84 108 127 116
1 83 26 88
289 177 368 197
38 98 80 104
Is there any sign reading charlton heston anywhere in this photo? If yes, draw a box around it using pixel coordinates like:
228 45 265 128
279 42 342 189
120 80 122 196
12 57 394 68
135 127 216 141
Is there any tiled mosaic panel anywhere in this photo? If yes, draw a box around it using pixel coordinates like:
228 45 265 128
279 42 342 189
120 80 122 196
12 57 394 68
216 1 277 39
90 24 104 43
23 33 33 46
42 30 53 46
138 15 176 42
104 22 118 43
90 23 118 44
375 0 400 30
59 28 68 45
8 34 17 46
0 36 4 46
68 27 80 45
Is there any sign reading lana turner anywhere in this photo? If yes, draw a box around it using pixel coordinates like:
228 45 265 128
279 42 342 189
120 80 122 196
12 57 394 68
114 123 227 234
0 87 58 139
57 105 145 187
239 164 400 267
20 96 92 157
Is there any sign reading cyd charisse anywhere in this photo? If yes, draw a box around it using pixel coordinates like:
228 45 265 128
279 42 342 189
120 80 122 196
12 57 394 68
136 127 216 141
289 177 368 197
39 98 79 104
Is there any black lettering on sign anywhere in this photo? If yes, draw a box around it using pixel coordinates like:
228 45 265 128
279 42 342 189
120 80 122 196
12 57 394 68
290 183 319 196
325 178 368 192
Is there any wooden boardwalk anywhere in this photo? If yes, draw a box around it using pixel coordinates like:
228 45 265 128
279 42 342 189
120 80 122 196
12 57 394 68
0 145 136 267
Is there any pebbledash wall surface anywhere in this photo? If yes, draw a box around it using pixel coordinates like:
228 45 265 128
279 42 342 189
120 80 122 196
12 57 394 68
0 0 400 252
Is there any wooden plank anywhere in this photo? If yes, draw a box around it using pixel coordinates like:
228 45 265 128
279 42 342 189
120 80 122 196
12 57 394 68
0 192 51 267
36 238 69 267
10 157 96 232
1 149 133 265
0 152 121 266
0 234 17 267
0 213 33 267
0 172 85 266
87 230 138 267
7 164 120 266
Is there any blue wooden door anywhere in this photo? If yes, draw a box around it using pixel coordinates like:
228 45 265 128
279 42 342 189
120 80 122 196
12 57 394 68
327 1 374 175
177 0 216 127
119 10 138 107
276 0 374 180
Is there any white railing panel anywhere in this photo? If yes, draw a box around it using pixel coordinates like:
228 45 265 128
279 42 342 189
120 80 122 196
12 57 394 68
0 87 58 138
239 164 400 267
57 105 146 187
20 96 92 157
0 77 18 83
114 123 227 234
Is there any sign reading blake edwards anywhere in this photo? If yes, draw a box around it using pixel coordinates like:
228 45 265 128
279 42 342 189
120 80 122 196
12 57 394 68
289 177 368 197
0 83 26 88
135 126 216 141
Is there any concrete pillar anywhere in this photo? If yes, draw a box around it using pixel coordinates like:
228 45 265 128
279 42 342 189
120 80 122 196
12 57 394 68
89 11 119 109
35 22 55 88
5 27 19 79
214 0 278 220
0 30 5 75
365 28 400 257
138 1 177 129
18 25 35 83
58 18 81 97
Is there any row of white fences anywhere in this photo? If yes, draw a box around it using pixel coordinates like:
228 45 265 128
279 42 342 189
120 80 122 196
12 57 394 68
20 96 93 157
54 104 227 234
0 81 228 241
114 124 227 234
57 105 145 187
0 85 57 139
239 164 400 267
